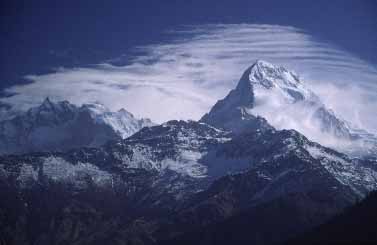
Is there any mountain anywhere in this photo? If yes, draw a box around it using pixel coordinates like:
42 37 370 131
0 61 376 245
1 119 375 245
201 60 377 157
0 98 154 155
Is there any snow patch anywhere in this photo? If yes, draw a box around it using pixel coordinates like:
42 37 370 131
306 145 377 194
161 150 207 178
42 156 113 187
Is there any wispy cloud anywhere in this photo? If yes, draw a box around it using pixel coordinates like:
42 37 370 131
1 24 377 134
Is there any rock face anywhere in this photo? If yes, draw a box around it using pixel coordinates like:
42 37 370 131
0 98 154 154
0 61 376 245
200 63 271 134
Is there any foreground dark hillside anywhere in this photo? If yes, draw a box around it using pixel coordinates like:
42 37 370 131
161 191 377 245
286 190 377 245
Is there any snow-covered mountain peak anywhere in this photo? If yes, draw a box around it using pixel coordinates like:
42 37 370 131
244 60 316 104
249 60 300 87
200 60 311 133
81 102 150 125
0 99 155 154
85 103 155 139
118 108 134 116
203 60 377 157
81 102 109 114
40 97 53 108
38 97 75 111
26 98 78 125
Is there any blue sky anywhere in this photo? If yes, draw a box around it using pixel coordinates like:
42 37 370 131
1 0 376 87
1 0 377 131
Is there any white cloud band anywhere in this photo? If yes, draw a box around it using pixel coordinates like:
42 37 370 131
1 24 377 134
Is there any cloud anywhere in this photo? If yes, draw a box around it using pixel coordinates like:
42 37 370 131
1 24 377 137
249 85 376 155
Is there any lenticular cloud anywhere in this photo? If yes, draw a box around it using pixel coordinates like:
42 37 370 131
1 24 377 134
